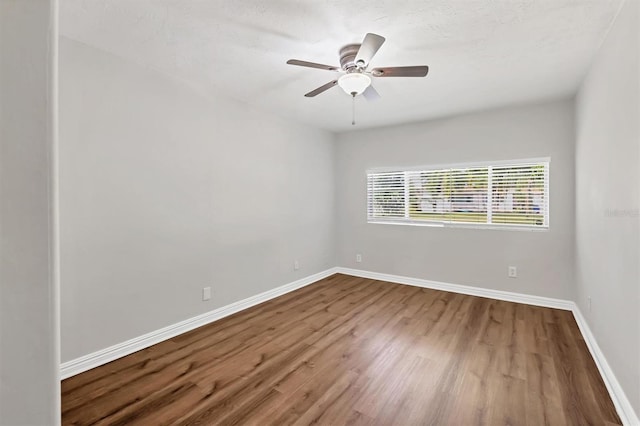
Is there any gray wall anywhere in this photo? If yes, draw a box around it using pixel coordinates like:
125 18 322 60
336 100 575 300
59 38 335 362
575 0 640 416
0 0 60 424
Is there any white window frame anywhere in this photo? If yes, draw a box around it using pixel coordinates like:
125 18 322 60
366 157 550 231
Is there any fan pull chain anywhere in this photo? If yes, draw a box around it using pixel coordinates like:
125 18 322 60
351 92 356 126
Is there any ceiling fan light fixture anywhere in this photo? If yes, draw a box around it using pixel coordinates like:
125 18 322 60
338 73 371 96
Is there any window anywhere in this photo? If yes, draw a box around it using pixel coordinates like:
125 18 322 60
367 158 549 229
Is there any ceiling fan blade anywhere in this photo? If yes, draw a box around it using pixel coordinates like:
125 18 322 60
304 80 338 97
287 59 340 71
355 33 386 68
371 66 429 77
362 85 381 101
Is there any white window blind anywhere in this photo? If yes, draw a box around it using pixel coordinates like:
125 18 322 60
367 171 406 219
367 159 549 229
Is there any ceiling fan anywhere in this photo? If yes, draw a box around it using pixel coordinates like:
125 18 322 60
286 33 429 101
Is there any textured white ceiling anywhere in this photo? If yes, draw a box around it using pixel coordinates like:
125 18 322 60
61 0 623 132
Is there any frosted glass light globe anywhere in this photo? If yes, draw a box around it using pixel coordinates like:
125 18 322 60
338 73 371 95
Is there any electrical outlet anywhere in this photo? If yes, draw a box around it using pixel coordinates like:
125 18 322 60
587 296 592 311
294 260 300 271
356 254 362 263
202 287 211 301
508 266 517 278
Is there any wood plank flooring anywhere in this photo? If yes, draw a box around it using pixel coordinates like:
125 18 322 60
62 274 621 425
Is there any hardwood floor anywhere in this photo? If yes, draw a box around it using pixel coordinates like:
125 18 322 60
62 274 621 425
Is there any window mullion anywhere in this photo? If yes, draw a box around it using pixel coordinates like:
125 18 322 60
404 171 410 219
487 166 493 224
446 169 452 223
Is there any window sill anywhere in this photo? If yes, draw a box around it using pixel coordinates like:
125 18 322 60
367 220 549 232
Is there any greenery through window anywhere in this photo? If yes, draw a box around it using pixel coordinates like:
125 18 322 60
367 159 549 229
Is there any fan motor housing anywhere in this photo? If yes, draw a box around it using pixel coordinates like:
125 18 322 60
339 44 362 71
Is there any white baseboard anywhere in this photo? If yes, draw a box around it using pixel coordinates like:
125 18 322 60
572 306 639 426
60 267 338 380
336 267 638 426
335 267 574 310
